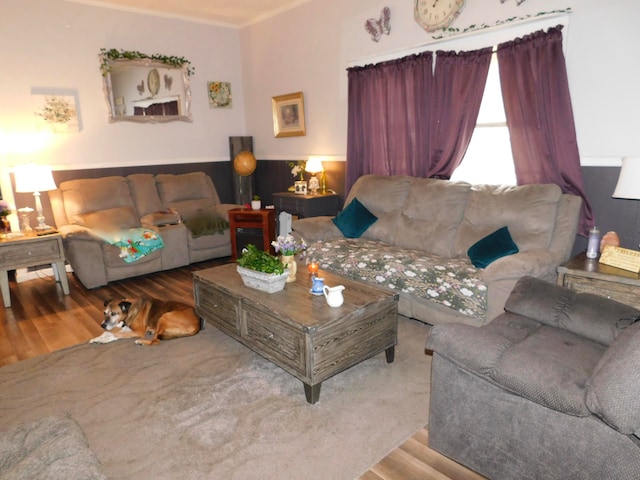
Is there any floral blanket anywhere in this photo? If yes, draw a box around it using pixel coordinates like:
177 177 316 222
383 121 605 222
94 228 165 263
306 238 487 318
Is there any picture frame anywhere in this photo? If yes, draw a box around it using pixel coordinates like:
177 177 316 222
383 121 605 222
272 91 305 138
31 87 82 133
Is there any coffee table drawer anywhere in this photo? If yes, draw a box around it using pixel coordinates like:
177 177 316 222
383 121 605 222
194 282 240 336
243 305 305 376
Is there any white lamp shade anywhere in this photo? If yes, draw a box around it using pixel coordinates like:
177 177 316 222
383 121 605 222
305 157 324 174
613 157 640 200
14 164 57 193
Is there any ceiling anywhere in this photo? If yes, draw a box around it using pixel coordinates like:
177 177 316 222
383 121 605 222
69 0 310 27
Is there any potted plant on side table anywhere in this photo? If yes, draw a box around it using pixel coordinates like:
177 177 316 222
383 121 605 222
236 244 289 293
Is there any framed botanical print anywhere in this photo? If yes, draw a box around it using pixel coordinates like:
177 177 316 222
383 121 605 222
272 91 305 138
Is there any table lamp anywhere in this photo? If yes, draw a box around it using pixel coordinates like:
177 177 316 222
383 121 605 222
612 157 640 249
14 163 57 231
305 157 323 195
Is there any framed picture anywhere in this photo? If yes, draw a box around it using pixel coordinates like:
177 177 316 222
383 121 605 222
272 91 305 138
31 87 81 133
208 81 232 108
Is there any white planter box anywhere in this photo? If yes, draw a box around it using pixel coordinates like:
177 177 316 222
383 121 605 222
236 265 288 293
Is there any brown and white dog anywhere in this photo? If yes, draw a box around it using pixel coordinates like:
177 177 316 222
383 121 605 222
90 297 200 346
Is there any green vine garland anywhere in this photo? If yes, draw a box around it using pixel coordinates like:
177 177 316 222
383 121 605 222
99 48 195 77
431 8 572 40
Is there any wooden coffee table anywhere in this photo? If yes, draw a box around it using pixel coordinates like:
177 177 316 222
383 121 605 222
192 263 398 404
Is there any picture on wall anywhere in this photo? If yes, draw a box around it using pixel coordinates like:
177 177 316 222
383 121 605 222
272 91 306 138
31 87 81 133
208 81 232 108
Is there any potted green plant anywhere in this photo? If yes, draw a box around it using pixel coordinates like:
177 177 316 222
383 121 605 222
251 195 261 210
236 244 288 293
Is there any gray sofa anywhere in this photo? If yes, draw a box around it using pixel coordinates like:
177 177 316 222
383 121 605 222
426 276 640 479
50 172 240 288
293 174 581 326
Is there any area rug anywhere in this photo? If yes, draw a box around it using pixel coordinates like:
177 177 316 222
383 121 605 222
0 317 431 480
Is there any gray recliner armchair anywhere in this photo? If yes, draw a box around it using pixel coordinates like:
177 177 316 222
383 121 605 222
426 275 640 480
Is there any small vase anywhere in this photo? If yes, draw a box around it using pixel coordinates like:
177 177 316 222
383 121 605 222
281 255 297 283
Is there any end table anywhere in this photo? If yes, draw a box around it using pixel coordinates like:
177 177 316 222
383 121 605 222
0 232 70 308
557 251 640 309
228 208 276 261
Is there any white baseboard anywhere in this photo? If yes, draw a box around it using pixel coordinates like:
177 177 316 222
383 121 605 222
15 264 73 283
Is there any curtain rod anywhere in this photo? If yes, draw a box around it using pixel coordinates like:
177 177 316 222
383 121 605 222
347 10 570 68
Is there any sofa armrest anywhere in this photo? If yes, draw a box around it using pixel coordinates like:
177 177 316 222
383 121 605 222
292 216 342 242
211 204 243 222
57 224 97 241
482 249 560 283
140 209 181 228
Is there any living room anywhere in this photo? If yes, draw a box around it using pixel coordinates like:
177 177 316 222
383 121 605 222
1 0 639 254
1 0 639 478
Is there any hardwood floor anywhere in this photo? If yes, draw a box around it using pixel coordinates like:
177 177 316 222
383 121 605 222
0 260 485 480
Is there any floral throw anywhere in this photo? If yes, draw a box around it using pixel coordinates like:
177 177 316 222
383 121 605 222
94 228 165 263
306 238 488 318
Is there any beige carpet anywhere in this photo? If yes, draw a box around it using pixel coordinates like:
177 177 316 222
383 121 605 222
0 317 431 480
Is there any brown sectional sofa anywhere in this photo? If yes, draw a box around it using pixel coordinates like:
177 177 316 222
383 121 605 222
49 172 239 288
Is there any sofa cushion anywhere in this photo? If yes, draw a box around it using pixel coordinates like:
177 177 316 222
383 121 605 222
59 176 137 225
395 177 470 257
75 206 140 230
427 313 606 417
127 174 164 217
453 183 562 257
467 226 519 268
156 172 221 205
345 175 412 244
332 197 377 238
586 321 640 435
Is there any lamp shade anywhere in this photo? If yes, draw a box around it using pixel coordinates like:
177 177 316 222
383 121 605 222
305 157 324 174
14 164 56 193
613 157 640 200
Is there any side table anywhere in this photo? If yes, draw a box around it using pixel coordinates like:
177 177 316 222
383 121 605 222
557 251 640 309
0 233 70 308
228 208 276 261
272 192 341 219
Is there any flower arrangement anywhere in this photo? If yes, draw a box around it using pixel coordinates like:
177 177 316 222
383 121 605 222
287 160 306 181
0 200 12 217
271 234 307 257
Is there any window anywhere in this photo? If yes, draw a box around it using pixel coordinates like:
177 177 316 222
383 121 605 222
450 54 517 185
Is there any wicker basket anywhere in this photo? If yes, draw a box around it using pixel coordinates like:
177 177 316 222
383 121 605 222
236 265 289 293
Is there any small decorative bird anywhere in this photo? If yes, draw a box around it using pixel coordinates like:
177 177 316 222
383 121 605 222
136 81 145 95
365 7 391 42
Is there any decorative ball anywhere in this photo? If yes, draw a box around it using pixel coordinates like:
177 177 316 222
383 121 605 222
233 151 256 176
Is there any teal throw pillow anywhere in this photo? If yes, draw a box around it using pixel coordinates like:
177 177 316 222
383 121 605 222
467 226 519 268
332 197 378 238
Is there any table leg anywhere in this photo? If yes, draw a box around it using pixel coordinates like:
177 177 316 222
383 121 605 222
0 269 10 307
385 345 395 363
304 382 321 404
52 261 70 295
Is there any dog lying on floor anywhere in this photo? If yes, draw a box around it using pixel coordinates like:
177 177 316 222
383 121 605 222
90 297 201 346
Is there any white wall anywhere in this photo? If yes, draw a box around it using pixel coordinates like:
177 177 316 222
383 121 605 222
0 0 246 172
240 0 640 165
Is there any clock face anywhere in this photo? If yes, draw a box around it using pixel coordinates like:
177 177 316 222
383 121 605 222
414 0 466 32
147 68 160 96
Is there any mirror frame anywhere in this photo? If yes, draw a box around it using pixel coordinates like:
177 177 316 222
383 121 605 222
100 53 193 124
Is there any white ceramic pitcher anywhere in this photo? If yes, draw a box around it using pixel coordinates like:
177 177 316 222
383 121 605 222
323 285 345 307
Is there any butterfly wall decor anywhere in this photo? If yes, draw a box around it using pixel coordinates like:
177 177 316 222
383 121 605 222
365 7 391 42
500 0 527 4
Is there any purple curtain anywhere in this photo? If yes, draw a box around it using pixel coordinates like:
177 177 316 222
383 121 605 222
427 48 492 178
346 52 433 192
498 26 594 236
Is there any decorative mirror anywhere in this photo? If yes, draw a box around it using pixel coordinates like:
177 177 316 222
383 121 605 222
99 49 194 124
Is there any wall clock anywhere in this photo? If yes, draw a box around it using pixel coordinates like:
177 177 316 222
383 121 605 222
147 68 160 96
414 0 466 32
